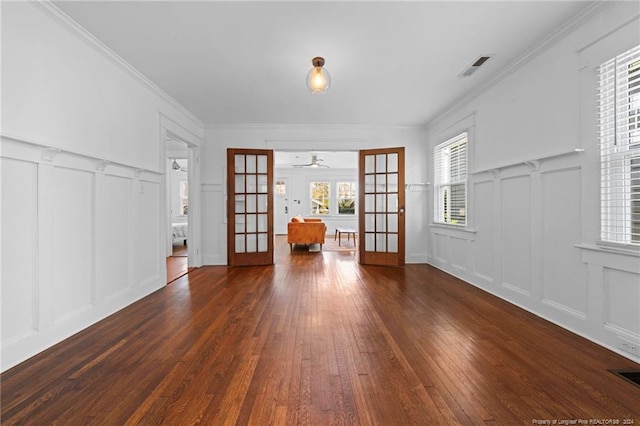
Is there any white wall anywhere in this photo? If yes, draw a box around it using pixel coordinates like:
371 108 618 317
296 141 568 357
425 3 640 363
202 125 429 264
0 3 203 371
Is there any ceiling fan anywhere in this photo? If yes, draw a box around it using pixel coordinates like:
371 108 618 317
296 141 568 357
171 159 188 172
293 154 329 168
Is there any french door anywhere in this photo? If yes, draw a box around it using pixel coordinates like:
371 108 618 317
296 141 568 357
359 147 405 266
227 149 274 266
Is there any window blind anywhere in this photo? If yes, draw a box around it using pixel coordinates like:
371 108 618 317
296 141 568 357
434 133 467 226
598 44 640 245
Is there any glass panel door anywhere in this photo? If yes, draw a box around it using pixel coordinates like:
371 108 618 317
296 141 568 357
227 149 273 266
359 148 405 266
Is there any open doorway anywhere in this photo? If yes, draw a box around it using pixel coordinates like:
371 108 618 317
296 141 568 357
273 150 359 256
166 138 190 283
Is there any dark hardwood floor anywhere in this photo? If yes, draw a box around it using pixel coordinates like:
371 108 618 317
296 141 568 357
2 236 639 424
167 242 190 284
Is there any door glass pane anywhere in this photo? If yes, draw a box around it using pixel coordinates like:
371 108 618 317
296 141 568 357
365 155 375 173
365 213 375 232
257 155 267 173
235 214 245 233
247 214 257 232
246 234 257 252
246 175 256 193
388 153 398 173
376 233 386 252
235 155 245 173
247 194 256 213
257 194 267 212
365 194 375 212
258 175 268 193
258 233 268 252
257 214 268 232
388 234 398 253
376 213 386 232
235 195 245 213
376 194 386 212
376 154 386 173
246 155 256 173
365 233 375 251
387 173 398 192
376 174 386 192
388 213 398 232
235 235 245 253
388 194 398 212
235 175 245 193
365 175 375 192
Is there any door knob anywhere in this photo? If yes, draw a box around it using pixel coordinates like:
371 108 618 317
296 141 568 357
399 208 405 214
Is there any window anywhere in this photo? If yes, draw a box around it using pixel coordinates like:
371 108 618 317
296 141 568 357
598 44 640 246
310 182 330 215
275 180 286 195
337 181 356 214
434 133 467 226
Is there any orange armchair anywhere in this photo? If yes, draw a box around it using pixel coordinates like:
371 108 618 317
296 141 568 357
287 216 327 251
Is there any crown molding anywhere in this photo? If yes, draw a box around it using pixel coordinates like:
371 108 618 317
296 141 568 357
204 123 425 131
29 1 204 130
426 0 613 129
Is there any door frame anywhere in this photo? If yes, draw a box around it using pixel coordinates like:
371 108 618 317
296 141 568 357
160 115 203 272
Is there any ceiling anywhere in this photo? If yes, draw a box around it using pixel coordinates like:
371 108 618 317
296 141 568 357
275 151 357 169
53 1 594 127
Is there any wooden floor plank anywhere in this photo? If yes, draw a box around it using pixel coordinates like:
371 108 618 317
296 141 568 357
2 236 639 425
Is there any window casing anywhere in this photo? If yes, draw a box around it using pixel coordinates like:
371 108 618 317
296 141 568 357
598 44 640 246
434 133 467 226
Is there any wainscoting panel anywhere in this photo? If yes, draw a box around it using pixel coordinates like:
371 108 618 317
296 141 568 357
603 268 640 335
500 175 531 295
541 167 587 317
95 174 132 301
1 158 38 343
433 232 449 265
52 167 94 322
450 237 468 272
472 180 494 283
133 180 161 286
0 136 165 371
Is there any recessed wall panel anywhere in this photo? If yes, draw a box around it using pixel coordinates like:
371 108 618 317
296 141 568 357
134 181 160 284
501 176 530 293
96 175 131 300
604 268 640 334
542 168 586 315
52 167 93 320
1 159 37 342
473 181 494 281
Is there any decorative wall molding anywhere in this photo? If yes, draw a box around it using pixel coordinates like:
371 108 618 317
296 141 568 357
1 134 162 179
470 148 584 175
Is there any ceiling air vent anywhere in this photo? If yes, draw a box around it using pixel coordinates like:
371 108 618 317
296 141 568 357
459 55 492 78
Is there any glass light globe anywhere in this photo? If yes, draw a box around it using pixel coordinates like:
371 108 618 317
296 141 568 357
306 57 331 94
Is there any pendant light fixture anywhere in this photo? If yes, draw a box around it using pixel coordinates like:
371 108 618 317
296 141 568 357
306 57 331 94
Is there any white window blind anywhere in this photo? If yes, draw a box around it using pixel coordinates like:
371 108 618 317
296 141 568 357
598 44 640 246
434 133 467 226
